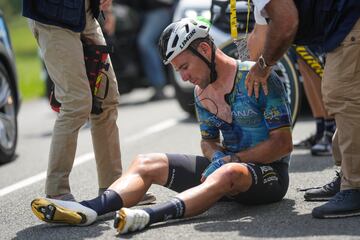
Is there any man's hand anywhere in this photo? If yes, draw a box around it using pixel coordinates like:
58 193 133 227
103 10 115 35
201 156 231 182
245 62 272 99
100 0 112 11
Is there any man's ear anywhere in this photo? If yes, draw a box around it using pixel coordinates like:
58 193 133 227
198 42 211 57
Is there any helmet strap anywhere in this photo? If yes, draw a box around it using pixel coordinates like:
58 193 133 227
188 42 218 85
209 41 217 84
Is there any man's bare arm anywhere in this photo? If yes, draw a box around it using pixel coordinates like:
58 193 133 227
245 0 299 98
201 138 225 160
262 0 299 65
234 128 293 164
247 23 268 61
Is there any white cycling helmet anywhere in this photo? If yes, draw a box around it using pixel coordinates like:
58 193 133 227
159 17 218 84
159 17 211 65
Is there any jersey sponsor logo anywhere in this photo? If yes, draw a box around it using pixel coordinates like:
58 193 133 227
263 175 278 184
180 29 196 49
264 107 282 121
259 165 274 174
260 165 279 184
232 108 258 117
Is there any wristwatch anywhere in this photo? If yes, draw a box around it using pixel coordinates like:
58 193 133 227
258 55 273 70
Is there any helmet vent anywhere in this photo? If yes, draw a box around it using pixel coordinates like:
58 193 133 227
166 51 174 60
185 24 189 33
172 35 179 48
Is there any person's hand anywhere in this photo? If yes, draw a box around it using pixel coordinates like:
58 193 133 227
245 62 272 99
201 155 231 182
100 0 112 11
103 11 115 36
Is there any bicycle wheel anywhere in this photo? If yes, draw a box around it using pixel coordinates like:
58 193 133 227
220 40 302 126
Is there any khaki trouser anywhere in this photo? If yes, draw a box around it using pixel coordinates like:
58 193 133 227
322 19 360 190
29 0 122 196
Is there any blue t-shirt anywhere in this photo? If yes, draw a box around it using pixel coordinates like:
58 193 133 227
195 61 291 164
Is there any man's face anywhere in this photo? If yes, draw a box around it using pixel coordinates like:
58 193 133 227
171 49 211 89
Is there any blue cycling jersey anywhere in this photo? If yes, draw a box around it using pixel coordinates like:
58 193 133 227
195 61 292 164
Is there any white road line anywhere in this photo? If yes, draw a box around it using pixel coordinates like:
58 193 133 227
0 116 186 197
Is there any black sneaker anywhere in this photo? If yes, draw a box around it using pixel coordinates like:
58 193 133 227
304 171 341 201
293 134 322 149
311 131 333 156
312 189 360 218
149 89 166 101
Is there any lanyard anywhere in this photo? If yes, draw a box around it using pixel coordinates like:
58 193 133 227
229 0 251 60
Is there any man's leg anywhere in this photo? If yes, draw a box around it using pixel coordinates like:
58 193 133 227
81 0 122 192
29 21 92 198
31 153 170 225
295 59 335 152
313 19 360 218
137 8 172 100
115 162 254 234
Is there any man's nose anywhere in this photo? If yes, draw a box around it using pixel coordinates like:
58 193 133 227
180 72 189 81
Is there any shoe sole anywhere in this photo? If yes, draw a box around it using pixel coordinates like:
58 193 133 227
114 209 127 233
311 151 332 156
304 197 334 202
314 210 360 219
31 198 86 225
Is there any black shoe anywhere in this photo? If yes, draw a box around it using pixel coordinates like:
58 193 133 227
149 89 166 101
304 171 341 201
312 189 360 219
293 134 321 149
311 131 333 156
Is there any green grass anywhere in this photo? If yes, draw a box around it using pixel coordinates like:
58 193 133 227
8 16 44 101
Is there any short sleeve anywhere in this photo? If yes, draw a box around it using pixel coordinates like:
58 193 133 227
252 0 271 18
254 6 268 25
259 73 292 130
194 95 220 140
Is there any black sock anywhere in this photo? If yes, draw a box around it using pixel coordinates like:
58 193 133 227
315 117 325 137
143 197 186 226
80 189 123 216
324 119 336 133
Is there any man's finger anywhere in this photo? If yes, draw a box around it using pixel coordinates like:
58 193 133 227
262 83 269 95
254 81 260 99
245 73 250 90
247 77 254 96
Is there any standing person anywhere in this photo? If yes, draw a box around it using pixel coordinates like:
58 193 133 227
30 18 293 234
247 0 360 218
247 20 336 156
295 56 336 157
22 0 155 203
137 0 177 101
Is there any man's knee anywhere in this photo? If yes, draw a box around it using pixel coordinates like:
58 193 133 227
211 163 252 193
59 93 93 119
132 153 168 179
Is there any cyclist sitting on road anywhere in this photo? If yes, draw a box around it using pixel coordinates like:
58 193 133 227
30 17 293 234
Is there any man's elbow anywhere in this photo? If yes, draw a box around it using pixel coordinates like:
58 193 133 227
287 15 299 40
281 134 293 155
273 132 293 156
